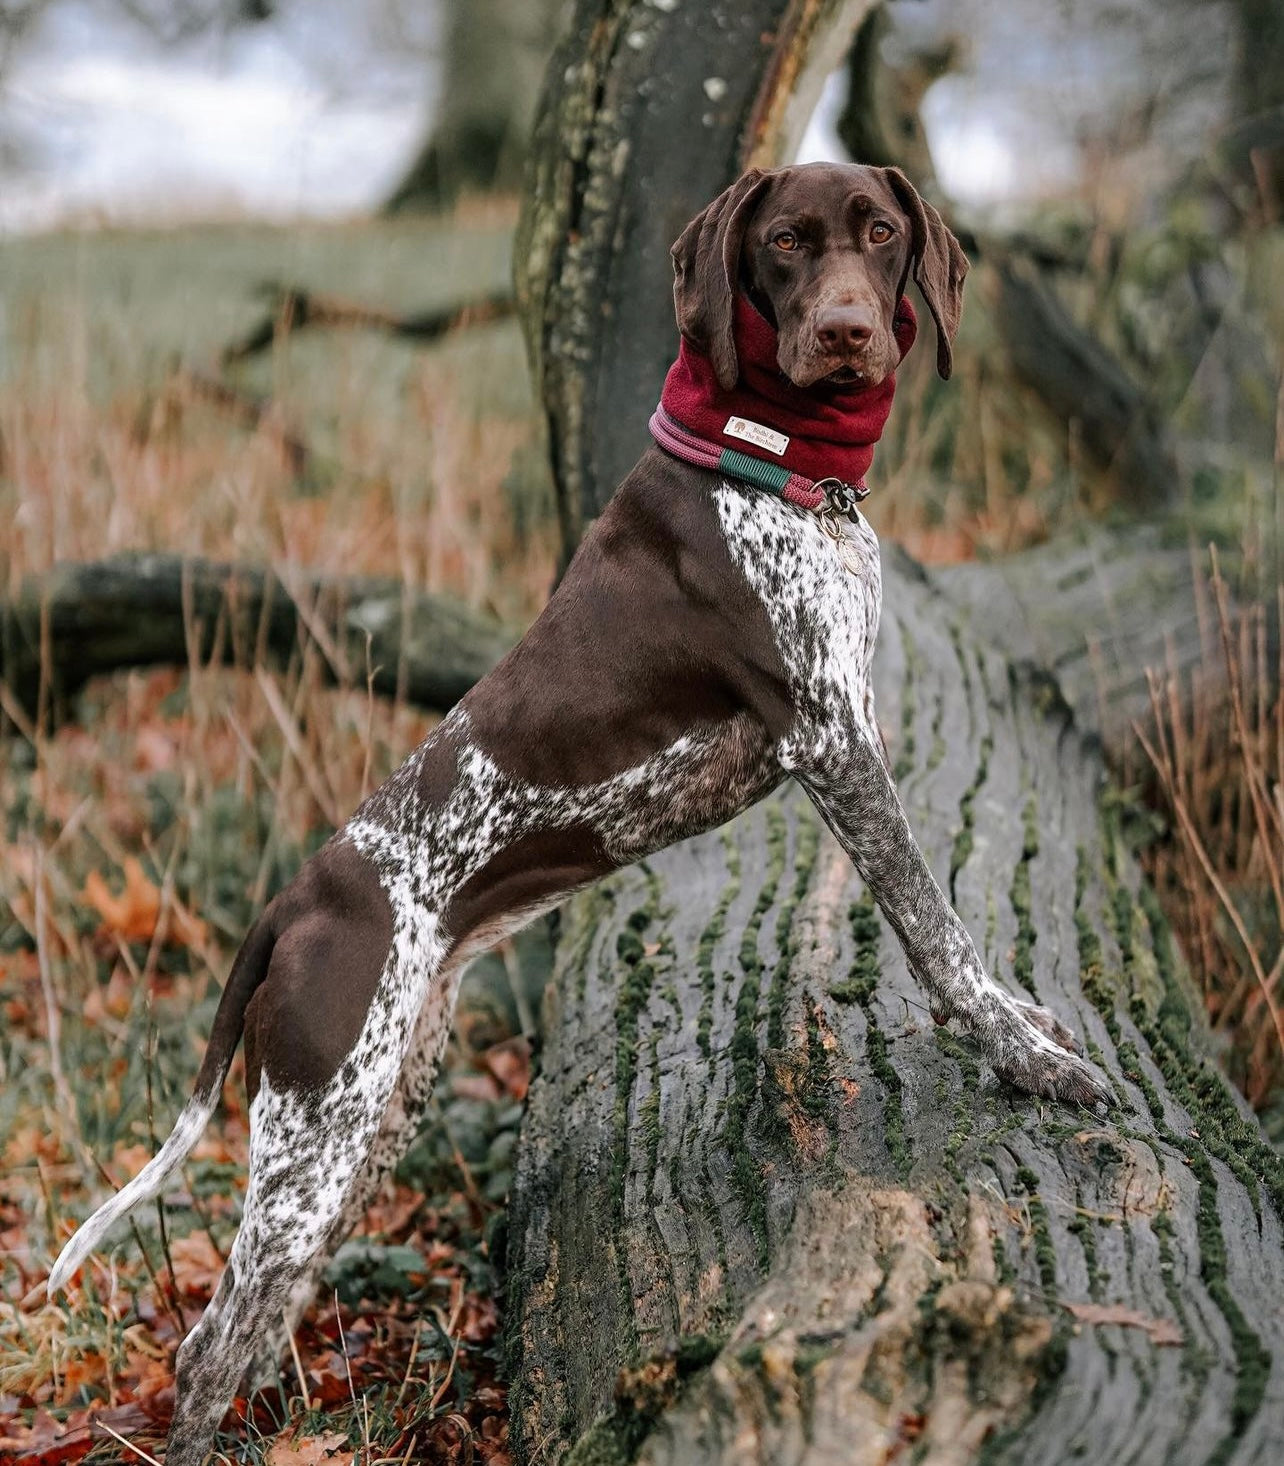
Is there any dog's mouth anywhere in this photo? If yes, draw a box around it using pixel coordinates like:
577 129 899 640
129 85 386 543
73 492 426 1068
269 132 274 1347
801 355 891 392
780 337 896 393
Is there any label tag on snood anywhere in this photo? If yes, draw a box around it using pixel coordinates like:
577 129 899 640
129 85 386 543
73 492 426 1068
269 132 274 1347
723 415 789 456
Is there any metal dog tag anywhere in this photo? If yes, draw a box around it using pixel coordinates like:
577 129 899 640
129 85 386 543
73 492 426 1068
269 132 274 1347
837 534 865 575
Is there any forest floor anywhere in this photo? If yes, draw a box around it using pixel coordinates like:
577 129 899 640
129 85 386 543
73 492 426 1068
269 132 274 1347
0 201 1278 1464
0 202 547 1465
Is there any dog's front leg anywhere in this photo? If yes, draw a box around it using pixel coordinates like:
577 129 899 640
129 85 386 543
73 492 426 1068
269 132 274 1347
787 725 1112 1108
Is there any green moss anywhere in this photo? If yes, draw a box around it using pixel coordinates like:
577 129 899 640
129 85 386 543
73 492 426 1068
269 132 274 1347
765 815 820 1052
830 892 880 1006
1066 1188 1100 1299
1108 873 1273 1213
867 1027 909 1179
608 894 662 1356
1015 1165 1058 1297
927 688 947 773
695 829 742 1059
948 621 977 734
935 1028 981 1185
1185 1139 1270 1458
833 891 910 1179
674 1332 723 1372
564 1333 725 1466
1086 805 1274 1455
1009 794 1040 1000
1152 1206 1213 1392
1074 846 1119 1041
562 1336 721 1466
564 1417 633 1466
949 731 994 903
724 803 789 1268
991 1231 1015 1285
802 994 832 1124
615 927 646 965
641 1034 662 1211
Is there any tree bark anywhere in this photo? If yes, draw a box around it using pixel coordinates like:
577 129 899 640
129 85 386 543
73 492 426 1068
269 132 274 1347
988 257 1178 510
0 554 516 730
507 2 1284 1462
516 0 874 553
931 528 1279 758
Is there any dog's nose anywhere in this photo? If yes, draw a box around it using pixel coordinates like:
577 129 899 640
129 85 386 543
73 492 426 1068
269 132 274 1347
816 306 875 352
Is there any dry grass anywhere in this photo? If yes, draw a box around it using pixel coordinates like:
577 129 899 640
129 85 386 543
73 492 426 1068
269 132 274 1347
1134 553 1284 1111
0 210 547 1463
867 293 1063 563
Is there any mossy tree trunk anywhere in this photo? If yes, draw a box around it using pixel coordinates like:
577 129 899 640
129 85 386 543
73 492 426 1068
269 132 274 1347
4 530 1271 748
507 2 1284 1462
516 0 871 550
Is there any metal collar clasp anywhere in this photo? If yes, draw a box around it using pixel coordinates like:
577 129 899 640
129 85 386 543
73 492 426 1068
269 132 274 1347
815 477 867 539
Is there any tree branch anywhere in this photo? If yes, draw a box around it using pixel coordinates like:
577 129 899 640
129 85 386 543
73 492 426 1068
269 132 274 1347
219 283 515 366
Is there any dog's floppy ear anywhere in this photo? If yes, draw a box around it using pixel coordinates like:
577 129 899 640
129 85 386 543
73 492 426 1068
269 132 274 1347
882 166 969 379
671 169 774 390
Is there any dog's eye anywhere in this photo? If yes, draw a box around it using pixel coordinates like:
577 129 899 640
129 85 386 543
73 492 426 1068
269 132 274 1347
870 222 894 244
773 231 799 252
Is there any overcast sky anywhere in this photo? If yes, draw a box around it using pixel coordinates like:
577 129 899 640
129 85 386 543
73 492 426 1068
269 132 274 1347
0 0 435 230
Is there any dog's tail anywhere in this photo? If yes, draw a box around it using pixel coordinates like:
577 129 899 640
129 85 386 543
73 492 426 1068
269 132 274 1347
47 912 277 1298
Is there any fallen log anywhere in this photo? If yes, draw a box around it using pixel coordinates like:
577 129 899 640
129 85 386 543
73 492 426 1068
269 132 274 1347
0 553 517 730
168 368 311 477
219 283 516 366
506 551 1284 1465
930 529 1279 756
506 2 1284 1462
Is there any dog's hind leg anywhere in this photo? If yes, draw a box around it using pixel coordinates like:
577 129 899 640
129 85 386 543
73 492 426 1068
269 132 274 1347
166 1030 423 1465
166 842 451 1464
256 956 470 1372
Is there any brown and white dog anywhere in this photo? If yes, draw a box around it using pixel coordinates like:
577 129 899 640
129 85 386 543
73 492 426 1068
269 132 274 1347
50 163 1111 1464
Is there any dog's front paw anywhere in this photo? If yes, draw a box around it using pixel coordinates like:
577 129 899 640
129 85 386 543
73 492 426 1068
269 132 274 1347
1012 1000 1082 1056
994 1040 1114 1110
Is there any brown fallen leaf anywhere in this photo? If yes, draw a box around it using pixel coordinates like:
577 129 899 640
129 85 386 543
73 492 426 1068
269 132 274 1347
266 1430 355 1464
81 857 207 948
483 1038 531 1102
0 1400 156 1466
1064 1301 1183 1346
82 964 134 1022
165 1230 226 1301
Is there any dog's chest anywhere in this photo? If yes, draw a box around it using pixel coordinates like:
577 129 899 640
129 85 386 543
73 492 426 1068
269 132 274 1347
713 483 881 733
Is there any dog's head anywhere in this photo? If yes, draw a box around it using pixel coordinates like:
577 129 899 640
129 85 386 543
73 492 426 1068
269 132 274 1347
671 161 968 391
